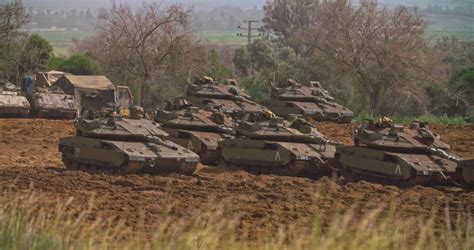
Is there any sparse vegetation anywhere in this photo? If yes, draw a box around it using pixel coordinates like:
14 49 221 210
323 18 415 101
1 191 472 250
48 54 100 75
355 111 468 126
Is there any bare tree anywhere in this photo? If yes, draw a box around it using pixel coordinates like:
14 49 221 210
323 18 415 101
264 0 445 114
0 0 30 82
263 0 321 56
77 2 205 107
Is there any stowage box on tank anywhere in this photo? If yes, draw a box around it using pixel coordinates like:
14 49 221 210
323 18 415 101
335 118 464 187
58 107 199 175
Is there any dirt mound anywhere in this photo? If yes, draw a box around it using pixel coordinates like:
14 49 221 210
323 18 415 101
0 119 473 238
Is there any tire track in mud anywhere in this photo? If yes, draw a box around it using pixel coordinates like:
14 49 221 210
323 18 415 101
0 119 473 238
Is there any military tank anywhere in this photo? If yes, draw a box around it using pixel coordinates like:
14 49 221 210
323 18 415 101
27 88 77 119
0 82 30 117
458 159 474 190
335 118 464 187
264 80 354 123
219 112 339 177
185 77 269 119
155 99 234 165
58 107 199 175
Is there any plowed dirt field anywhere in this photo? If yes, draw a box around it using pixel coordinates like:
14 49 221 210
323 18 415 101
0 119 473 238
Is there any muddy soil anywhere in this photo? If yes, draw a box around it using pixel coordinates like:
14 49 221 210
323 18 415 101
0 119 473 238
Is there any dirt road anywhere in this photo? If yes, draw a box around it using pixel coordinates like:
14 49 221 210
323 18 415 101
0 119 473 238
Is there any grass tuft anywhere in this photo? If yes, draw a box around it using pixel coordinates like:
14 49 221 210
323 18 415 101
1 190 473 249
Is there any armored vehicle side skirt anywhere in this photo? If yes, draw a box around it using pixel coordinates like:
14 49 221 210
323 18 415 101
459 159 474 190
220 139 334 177
335 146 460 187
0 107 30 118
59 136 198 175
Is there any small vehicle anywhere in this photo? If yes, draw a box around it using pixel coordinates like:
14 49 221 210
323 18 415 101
335 118 465 187
155 100 234 165
58 107 200 175
0 83 30 117
184 77 270 119
27 88 77 119
264 80 354 123
219 112 339 177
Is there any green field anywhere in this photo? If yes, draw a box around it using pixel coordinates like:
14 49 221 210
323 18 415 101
30 30 93 56
426 18 474 42
33 30 246 56
198 31 247 45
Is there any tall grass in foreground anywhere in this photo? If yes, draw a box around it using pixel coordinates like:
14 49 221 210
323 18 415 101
0 192 473 250
355 112 468 126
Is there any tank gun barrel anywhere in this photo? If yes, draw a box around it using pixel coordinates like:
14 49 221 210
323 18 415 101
145 135 178 151
217 125 234 135
428 147 461 162
309 136 342 146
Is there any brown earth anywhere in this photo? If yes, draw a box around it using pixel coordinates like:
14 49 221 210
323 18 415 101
0 119 474 238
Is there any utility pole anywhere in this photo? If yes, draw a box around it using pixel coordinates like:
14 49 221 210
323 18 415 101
237 20 263 44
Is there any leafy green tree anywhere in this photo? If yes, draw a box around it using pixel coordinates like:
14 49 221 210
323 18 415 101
0 1 29 82
248 39 277 72
57 54 100 75
427 37 474 120
20 34 52 73
203 50 234 82
47 55 66 70
232 46 250 76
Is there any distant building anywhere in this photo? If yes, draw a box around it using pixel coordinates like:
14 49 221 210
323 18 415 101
54 75 116 110
35 70 71 88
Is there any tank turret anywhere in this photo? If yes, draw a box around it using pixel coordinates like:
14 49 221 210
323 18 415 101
335 118 464 187
264 79 354 123
184 76 270 119
155 100 234 164
58 107 199 175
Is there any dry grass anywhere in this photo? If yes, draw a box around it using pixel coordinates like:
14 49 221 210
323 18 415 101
0 190 472 250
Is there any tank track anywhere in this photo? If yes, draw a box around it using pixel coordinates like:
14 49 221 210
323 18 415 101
62 154 197 176
221 158 327 178
337 164 461 188
459 168 474 191
337 165 418 188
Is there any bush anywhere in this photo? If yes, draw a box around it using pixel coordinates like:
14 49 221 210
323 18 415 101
48 54 100 75
355 112 468 126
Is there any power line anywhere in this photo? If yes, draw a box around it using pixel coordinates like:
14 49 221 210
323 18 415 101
237 20 263 44
427 30 474 34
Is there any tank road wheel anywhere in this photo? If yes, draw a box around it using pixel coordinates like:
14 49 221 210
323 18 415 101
62 155 79 170
271 165 292 176
461 179 474 191
119 163 143 175
459 170 474 192
178 162 198 176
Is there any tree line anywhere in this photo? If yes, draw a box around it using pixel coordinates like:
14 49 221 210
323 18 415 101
2 0 473 121
234 0 473 120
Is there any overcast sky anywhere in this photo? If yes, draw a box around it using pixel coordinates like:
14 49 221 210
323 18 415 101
21 0 436 11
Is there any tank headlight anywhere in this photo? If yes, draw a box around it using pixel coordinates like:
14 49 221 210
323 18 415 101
417 170 431 176
296 155 310 161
